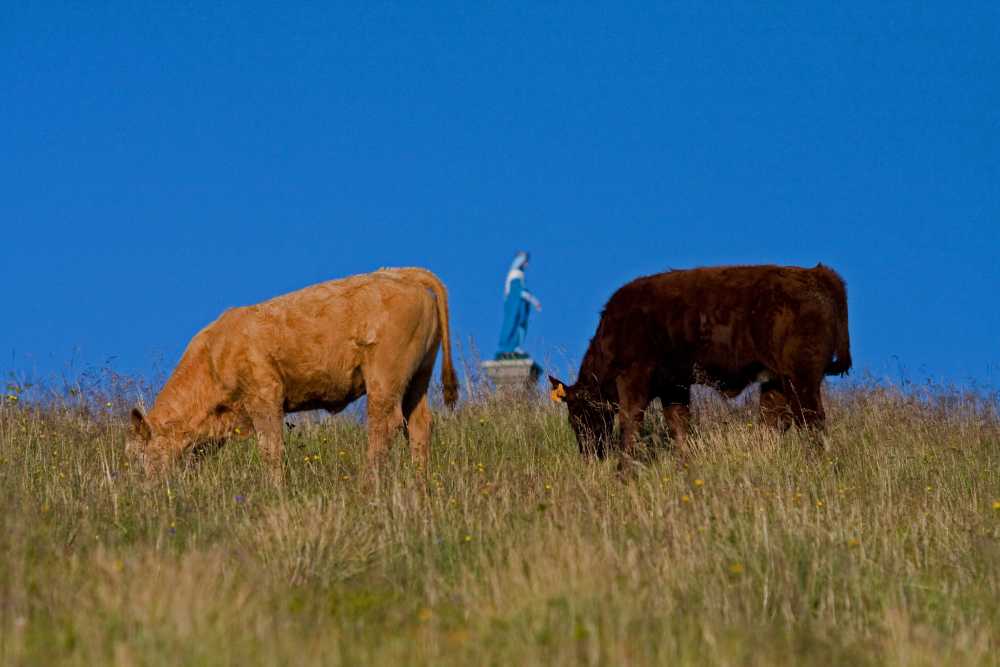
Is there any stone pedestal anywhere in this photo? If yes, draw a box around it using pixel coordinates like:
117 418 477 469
480 358 542 393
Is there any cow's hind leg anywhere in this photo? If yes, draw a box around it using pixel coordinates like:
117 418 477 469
366 394 405 473
767 374 827 455
792 374 828 455
402 364 434 471
760 379 793 430
798 382 826 429
785 374 826 430
362 329 431 478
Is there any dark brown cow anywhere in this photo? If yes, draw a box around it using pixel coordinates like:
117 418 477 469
549 264 851 459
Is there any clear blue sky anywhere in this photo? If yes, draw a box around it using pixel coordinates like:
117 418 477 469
3 3 998 389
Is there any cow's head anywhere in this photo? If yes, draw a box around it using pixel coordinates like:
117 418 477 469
126 408 173 474
548 376 614 458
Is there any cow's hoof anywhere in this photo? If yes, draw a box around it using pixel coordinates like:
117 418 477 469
616 454 646 479
802 431 830 459
264 465 286 487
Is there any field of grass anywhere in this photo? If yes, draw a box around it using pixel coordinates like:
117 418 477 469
1 377 999 665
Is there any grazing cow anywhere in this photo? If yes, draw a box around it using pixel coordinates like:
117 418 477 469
549 264 851 459
126 267 459 476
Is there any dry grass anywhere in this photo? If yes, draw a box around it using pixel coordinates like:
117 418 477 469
0 379 998 665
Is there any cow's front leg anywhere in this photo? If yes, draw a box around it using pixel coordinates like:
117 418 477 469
663 403 692 453
660 385 692 456
249 404 285 482
616 367 653 469
244 372 286 480
618 405 645 459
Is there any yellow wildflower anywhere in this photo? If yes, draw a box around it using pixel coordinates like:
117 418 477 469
694 479 704 487
728 563 744 575
681 494 691 503
447 629 470 645
992 500 1000 511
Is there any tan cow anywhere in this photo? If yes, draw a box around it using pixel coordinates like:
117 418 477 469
126 267 459 476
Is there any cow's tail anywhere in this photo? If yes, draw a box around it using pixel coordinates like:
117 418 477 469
815 264 852 376
394 268 460 406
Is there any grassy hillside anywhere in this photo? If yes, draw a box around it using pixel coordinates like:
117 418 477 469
1 381 998 665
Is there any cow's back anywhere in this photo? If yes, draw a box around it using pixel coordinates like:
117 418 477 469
201 272 439 409
595 265 844 381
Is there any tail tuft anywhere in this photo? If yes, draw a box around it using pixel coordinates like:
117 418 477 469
814 264 852 377
391 267 460 407
442 380 459 407
825 353 852 377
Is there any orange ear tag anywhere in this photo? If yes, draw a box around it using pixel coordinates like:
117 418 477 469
550 384 567 402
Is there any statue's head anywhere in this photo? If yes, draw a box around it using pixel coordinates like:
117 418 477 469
511 251 530 272
548 375 615 458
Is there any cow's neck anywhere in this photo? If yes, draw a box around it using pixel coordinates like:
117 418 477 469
577 337 617 402
148 352 224 440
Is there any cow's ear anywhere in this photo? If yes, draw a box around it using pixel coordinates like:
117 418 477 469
130 408 151 442
548 376 568 403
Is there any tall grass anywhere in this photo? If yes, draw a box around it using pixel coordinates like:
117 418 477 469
0 378 998 665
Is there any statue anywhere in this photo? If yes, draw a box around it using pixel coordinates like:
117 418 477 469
482 251 543 392
495 251 542 359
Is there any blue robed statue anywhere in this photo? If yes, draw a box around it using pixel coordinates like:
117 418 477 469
495 251 542 360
